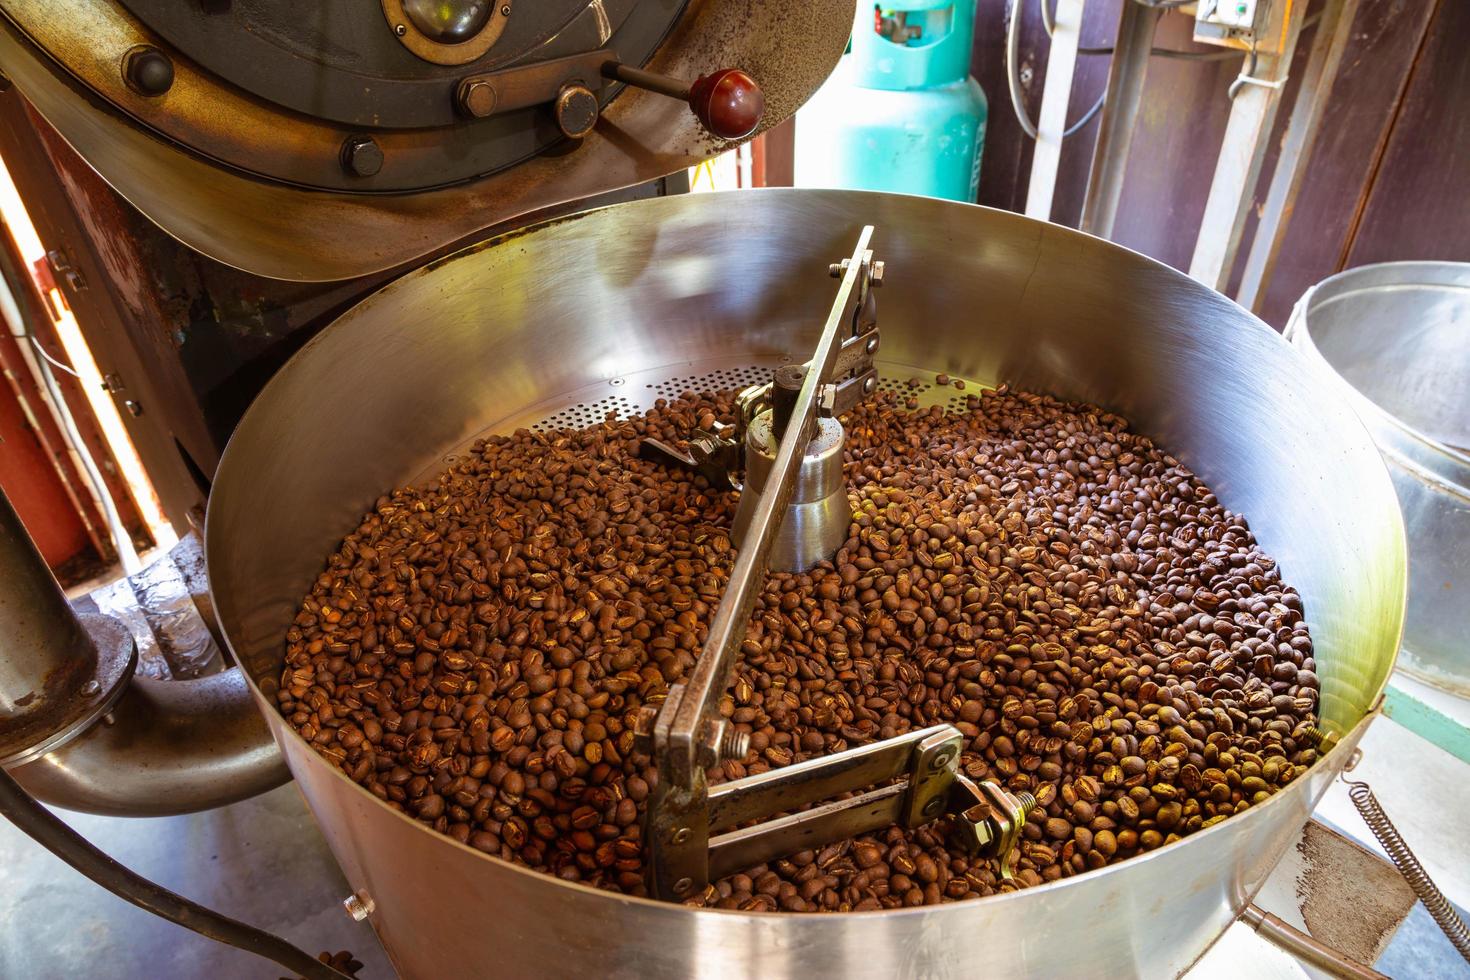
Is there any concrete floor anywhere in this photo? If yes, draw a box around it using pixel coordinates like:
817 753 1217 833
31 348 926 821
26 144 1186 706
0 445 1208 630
1 711 1466 978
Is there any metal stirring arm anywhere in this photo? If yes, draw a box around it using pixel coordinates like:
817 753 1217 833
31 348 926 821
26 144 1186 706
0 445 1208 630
638 228 1032 901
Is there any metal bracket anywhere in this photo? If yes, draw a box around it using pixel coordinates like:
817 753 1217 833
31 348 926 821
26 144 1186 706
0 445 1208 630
642 228 878 899
633 229 1032 899
947 776 1036 881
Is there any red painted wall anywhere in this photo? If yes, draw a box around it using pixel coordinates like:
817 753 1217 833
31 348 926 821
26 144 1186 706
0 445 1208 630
0 371 92 568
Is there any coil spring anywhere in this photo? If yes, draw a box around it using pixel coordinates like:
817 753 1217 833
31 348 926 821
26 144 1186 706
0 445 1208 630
1345 779 1470 964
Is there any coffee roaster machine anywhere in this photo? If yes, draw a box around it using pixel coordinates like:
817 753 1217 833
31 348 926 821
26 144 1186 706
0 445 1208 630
0 2 1441 978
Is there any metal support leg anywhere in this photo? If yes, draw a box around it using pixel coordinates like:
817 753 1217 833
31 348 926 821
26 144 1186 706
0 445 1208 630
1025 0 1086 221
1188 4 1309 289
1079 0 1161 238
1236 0 1359 311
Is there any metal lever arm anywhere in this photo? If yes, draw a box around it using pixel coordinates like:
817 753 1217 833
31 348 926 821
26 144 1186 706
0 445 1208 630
644 227 876 899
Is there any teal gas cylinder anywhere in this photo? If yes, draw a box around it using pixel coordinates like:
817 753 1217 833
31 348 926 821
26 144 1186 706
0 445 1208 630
793 2 987 202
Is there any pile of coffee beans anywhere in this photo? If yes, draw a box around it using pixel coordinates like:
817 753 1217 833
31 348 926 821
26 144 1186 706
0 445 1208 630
277 380 1320 912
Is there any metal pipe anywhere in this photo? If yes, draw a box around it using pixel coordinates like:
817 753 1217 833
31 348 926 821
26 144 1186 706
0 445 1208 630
602 61 691 100
1079 0 1161 237
0 487 103 759
0 483 285 811
8 668 288 816
1241 904 1388 979
0 765 349 979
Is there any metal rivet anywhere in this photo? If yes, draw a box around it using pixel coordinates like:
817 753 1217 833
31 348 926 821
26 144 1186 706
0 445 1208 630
501 4 511 14
671 827 692 844
865 335 879 355
341 135 384 177
672 877 693 895
863 376 877 395
395 23 407 35
923 796 946 817
929 748 956 772
81 680 101 696
342 891 374 921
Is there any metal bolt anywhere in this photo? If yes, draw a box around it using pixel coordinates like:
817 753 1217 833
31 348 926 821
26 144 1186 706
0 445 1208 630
720 725 750 762
671 827 692 844
672 877 693 896
81 680 101 696
123 399 144 417
871 260 885 286
829 258 851 278
341 135 384 177
342 891 374 921
122 46 174 97
457 78 497 119
929 747 956 772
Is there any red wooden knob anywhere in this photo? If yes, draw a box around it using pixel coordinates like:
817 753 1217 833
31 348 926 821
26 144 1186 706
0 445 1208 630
688 68 764 141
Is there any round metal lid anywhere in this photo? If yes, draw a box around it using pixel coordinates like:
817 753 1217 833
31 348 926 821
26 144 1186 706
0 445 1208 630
0 0 852 280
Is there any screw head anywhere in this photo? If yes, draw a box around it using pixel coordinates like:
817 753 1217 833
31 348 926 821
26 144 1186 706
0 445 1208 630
123 46 173 97
341 135 384 177
501 3 512 14
342 891 375 921
672 877 693 896
671 827 692 844
457 78 497 118
395 23 407 35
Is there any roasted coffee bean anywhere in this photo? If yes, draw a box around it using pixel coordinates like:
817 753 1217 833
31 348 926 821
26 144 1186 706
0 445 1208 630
280 383 1318 912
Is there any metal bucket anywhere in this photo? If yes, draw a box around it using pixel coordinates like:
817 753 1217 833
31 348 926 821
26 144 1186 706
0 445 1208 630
206 190 1404 978
1288 262 1470 698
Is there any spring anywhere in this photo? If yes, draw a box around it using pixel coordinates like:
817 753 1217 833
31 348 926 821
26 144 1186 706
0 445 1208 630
1345 780 1470 964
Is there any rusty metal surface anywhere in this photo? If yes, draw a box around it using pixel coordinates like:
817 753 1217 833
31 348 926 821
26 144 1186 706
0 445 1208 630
0 0 681 188
0 0 852 280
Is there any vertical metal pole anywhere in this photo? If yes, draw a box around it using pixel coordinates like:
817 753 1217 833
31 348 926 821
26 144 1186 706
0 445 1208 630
1189 3 1309 289
1025 0 1087 221
0 487 96 728
1236 0 1358 312
1079 1 1162 238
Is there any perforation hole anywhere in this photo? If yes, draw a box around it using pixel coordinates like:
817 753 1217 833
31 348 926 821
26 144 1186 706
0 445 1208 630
532 394 637 432
647 365 772 399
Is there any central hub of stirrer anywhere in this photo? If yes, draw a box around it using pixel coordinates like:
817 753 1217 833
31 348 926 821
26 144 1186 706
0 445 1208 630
730 362 851 571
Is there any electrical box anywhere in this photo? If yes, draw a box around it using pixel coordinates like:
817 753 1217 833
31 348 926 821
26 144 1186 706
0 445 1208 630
1195 0 1296 53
